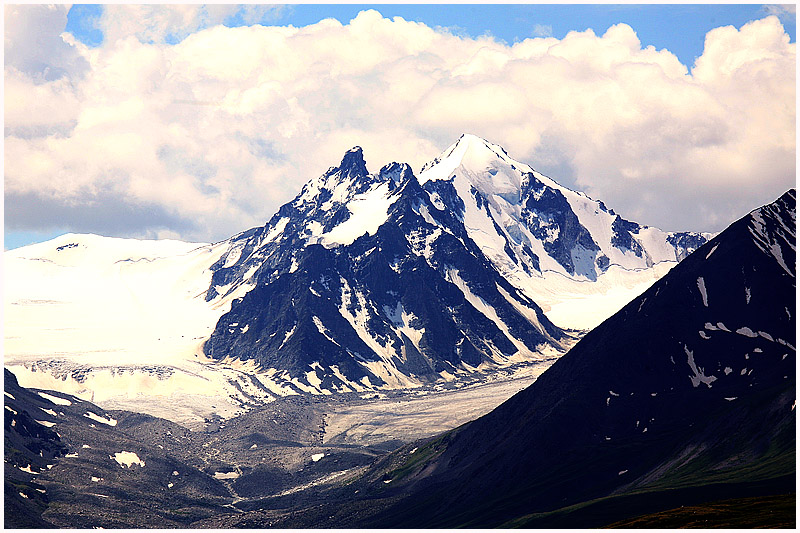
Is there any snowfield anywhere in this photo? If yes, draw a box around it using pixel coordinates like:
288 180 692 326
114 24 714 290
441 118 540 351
3 233 276 426
4 233 226 366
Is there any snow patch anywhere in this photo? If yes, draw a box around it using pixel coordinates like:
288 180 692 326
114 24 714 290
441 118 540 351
306 369 323 390
112 451 144 468
735 327 758 338
312 316 340 346
311 453 325 462
264 217 289 243
319 182 397 247
36 391 72 405
278 325 297 350
696 277 708 307
35 419 56 427
213 471 239 480
684 345 716 388
84 412 117 426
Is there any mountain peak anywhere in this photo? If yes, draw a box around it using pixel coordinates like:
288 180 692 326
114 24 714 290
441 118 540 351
337 146 368 177
455 132 489 146
419 133 525 202
448 133 507 163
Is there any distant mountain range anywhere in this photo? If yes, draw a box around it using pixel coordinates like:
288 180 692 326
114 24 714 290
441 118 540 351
5 134 710 421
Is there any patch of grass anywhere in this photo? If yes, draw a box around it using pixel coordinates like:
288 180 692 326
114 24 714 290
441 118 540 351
501 475 796 529
382 433 449 483
640 413 795 493
606 493 796 529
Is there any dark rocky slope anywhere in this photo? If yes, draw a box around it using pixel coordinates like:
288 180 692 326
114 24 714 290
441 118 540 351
207 190 794 528
358 190 796 528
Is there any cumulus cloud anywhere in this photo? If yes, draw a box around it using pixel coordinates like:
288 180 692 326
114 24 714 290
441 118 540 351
4 4 89 81
4 9 795 243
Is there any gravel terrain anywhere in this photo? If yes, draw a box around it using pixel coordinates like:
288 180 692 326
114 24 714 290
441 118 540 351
6 365 547 527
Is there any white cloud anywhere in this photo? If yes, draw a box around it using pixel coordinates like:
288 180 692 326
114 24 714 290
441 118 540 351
96 4 290 45
3 4 89 81
763 4 796 20
4 9 796 242
532 24 553 38
97 5 231 44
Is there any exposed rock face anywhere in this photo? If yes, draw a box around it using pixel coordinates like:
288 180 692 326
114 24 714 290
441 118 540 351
204 134 710 391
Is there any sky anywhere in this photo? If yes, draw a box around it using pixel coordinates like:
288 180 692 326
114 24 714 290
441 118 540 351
4 3 797 249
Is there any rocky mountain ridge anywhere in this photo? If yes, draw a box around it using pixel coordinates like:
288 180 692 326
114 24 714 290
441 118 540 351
202 134 710 391
5 134 710 421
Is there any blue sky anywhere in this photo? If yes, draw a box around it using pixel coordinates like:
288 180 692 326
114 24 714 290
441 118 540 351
65 4 796 68
5 4 797 250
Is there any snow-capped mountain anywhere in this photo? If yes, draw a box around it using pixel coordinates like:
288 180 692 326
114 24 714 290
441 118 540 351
5 135 710 422
345 190 796 528
202 144 572 393
202 134 709 392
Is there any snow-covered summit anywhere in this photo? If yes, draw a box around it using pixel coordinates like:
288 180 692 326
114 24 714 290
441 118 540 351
420 133 562 197
415 134 711 305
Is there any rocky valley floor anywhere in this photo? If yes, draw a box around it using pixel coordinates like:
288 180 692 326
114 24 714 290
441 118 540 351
4 366 540 528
